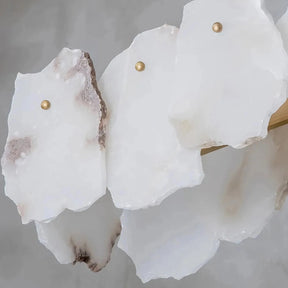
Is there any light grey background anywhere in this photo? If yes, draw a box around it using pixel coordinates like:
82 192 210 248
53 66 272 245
0 0 288 287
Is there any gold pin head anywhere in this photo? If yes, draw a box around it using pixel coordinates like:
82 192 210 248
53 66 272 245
212 22 223 33
135 61 145 72
41 100 51 110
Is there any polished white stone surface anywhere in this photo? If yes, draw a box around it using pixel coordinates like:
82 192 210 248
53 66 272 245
100 25 203 210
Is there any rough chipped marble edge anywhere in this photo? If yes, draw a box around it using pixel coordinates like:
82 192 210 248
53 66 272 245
128 24 178 48
1 48 108 224
54 48 107 149
82 51 107 149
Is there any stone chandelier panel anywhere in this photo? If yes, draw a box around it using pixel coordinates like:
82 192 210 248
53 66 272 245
2 0 288 283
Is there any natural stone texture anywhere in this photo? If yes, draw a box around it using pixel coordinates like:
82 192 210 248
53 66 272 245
1 48 107 223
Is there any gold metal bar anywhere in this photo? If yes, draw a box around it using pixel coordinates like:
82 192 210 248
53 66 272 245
201 100 288 156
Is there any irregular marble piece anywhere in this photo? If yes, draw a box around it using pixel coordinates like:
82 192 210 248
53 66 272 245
36 194 121 272
118 124 288 283
99 25 203 210
1 48 107 224
119 194 220 283
169 0 288 149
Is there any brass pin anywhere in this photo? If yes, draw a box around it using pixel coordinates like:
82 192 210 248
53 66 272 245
41 100 51 110
135 61 145 72
212 22 223 33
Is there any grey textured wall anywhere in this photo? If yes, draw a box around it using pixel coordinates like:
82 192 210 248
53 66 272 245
0 1 288 287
